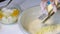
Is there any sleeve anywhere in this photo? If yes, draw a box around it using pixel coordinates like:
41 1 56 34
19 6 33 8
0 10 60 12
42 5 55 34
40 2 43 9
40 2 44 12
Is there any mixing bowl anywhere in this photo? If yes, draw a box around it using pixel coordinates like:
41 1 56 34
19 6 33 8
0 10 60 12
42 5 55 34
18 6 60 34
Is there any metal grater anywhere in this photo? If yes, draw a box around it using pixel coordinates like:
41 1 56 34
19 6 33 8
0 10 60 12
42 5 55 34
39 8 55 24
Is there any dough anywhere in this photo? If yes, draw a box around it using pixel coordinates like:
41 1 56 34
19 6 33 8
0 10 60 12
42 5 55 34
28 18 60 34
28 19 44 34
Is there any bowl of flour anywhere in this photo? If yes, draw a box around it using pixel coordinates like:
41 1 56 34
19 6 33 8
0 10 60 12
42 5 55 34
19 6 60 34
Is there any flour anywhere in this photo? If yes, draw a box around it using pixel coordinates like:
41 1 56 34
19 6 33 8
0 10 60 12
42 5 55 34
28 18 60 34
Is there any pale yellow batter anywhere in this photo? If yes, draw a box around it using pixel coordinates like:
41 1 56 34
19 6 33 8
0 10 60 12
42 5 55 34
28 19 60 34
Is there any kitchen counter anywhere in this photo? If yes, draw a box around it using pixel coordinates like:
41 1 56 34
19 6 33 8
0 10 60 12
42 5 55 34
0 23 24 34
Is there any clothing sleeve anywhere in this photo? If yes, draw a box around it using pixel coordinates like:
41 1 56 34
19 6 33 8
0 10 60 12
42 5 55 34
40 2 44 10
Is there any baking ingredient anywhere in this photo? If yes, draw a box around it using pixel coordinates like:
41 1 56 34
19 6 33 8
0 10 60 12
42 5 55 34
28 19 60 34
11 9 20 17
0 8 20 24
0 11 3 19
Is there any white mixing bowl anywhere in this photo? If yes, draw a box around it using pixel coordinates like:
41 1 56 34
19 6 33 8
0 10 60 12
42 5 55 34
18 6 60 34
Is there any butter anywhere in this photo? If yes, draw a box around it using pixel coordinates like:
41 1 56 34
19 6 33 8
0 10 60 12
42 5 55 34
37 25 56 34
47 4 53 13
37 24 60 34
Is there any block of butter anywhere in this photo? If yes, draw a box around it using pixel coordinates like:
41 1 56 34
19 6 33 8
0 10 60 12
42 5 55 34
47 4 53 13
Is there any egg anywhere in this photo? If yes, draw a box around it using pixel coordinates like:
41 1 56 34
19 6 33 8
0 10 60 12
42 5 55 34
0 8 20 24
2 8 13 16
11 9 20 17
0 11 3 19
1 16 17 24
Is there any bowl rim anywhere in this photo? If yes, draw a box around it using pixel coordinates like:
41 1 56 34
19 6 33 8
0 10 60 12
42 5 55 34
18 5 40 34
18 10 30 34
